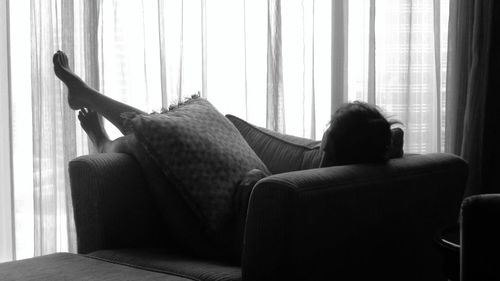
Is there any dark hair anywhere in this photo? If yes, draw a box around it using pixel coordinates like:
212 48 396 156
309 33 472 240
321 101 395 166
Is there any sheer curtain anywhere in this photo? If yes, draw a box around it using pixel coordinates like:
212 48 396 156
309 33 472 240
0 0 14 263
9 0 96 259
99 0 332 141
347 0 449 154
3 0 451 261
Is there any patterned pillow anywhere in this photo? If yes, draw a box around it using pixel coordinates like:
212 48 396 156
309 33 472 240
124 96 270 233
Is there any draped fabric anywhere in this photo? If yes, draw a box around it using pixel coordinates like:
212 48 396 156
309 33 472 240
0 0 14 263
445 0 494 196
347 0 450 154
4 0 456 261
266 0 285 133
29 0 78 257
98 0 332 141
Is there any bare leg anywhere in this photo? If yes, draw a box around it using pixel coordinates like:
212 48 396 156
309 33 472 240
78 108 129 153
53 50 145 135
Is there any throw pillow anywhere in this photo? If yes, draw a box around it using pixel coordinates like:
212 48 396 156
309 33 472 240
124 134 223 259
124 96 270 234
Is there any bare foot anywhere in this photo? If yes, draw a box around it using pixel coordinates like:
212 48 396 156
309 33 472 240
78 108 110 152
53 51 90 110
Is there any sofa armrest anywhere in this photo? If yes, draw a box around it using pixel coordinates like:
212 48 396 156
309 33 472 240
69 153 167 254
242 153 467 281
460 194 500 281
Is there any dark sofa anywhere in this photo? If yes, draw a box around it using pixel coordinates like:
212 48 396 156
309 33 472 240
0 117 468 281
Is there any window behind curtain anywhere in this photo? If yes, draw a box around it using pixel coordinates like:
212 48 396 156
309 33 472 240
3 0 450 261
348 0 449 153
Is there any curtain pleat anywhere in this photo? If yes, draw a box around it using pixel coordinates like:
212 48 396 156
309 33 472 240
0 0 15 263
157 0 168 108
432 0 442 152
83 0 101 91
446 0 493 195
60 0 77 254
14 0 454 261
266 0 285 133
367 0 376 104
201 0 207 99
360 0 446 154
331 0 348 114
309 0 316 139
30 0 77 255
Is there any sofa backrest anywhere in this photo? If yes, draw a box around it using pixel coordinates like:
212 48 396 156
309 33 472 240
226 115 323 174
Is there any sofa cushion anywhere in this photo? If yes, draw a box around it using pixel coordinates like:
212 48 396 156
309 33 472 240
225 115 323 174
89 248 242 281
125 96 269 233
0 253 193 281
226 114 405 173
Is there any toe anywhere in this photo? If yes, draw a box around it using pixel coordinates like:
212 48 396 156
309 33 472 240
60 52 68 66
59 55 66 68
53 52 60 66
57 53 64 67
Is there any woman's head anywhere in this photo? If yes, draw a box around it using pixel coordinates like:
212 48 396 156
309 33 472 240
320 101 394 166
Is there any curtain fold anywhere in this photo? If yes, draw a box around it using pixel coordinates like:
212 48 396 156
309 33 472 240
30 0 77 256
266 0 285 133
0 0 15 263
445 0 494 196
348 0 449 154
9 0 456 261
60 0 77 254
331 0 348 114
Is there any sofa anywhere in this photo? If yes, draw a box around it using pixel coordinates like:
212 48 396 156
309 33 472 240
0 116 468 281
460 194 500 281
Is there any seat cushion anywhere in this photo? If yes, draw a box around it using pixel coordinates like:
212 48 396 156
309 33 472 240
0 253 192 281
89 248 242 281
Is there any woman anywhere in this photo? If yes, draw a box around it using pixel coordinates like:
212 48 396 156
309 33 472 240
53 50 397 166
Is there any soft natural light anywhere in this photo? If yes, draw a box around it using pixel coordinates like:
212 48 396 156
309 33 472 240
348 0 449 153
3 0 451 261
0 0 14 263
98 0 332 141
9 0 34 260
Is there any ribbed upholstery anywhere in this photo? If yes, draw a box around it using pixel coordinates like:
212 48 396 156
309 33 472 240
69 153 169 254
89 249 241 281
242 153 467 281
66 133 468 280
0 253 191 281
460 194 500 281
226 114 323 174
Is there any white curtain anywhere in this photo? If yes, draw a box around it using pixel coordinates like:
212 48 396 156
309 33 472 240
3 0 450 260
0 0 14 263
98 0 332 141
9 0 96 259
347 0 450 154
